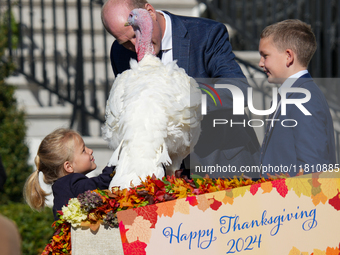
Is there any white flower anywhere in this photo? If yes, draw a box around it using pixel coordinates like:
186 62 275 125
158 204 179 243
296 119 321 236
62 198 88 227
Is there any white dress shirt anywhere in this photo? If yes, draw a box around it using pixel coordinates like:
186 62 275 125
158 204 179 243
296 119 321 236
158 11 173 64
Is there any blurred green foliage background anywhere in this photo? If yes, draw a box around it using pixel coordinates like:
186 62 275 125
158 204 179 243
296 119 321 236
0 204 54 255
0 9 55 255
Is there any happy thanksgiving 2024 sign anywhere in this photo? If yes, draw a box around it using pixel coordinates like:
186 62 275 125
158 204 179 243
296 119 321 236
117 172 340 255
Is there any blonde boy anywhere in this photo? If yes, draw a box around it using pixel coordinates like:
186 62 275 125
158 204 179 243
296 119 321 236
258 19 336 175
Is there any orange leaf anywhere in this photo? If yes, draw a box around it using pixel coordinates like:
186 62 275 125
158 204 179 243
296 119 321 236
121 201 134 208
80 221 92 227
89 221 101 233
261 181 273 193
326 247 340 255
156 200 176 218
311 191 328 206
222 195 234 205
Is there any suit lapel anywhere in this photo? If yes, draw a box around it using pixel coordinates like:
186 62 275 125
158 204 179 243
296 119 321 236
166 12 190 72
260 73 313 163
271 73 312 123
285 73 313 98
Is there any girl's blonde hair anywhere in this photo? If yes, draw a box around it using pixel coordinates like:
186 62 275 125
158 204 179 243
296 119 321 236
24 128 80 211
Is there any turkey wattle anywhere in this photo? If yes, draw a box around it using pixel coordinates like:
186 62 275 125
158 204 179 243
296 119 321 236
102 8 202 189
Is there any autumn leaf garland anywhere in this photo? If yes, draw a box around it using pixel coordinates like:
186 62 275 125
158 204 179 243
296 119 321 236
41 174 270 254
40 171 340 255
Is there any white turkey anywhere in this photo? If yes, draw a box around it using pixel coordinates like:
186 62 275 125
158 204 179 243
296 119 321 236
102 8 202 189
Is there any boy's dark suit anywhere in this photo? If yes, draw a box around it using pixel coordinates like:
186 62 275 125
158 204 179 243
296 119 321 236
260 73 336 175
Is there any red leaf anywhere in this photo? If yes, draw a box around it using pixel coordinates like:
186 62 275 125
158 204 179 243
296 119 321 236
119 221 128 244
250 183 261 195
271 179 288 198
134 204 158 228
154 179 165 189
210 199 222 211
186 196 198 207
155 190 166 202
109 199 115 208
328 191 340 211
123 240 147 255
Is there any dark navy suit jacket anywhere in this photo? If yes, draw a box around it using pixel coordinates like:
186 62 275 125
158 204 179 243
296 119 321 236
110 12 260 178
52 166 114 220
260 73 336 176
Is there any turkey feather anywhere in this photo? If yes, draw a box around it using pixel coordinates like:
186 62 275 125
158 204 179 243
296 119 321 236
102 9 202 189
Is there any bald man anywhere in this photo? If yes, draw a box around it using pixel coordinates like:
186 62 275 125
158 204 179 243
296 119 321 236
102 0 261 179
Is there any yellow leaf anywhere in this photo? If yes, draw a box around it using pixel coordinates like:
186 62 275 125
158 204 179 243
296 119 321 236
232 186 250 198
225 190 233 198
288 246 301 255
205 191 225 202
174 198 190 214
318 178 339 199
214 191 226 202
311 191 328 206
175 186 188 199
204 192 214 199
313 249 326 255
286 176 312 198
319 171 339 179
261 182 273 193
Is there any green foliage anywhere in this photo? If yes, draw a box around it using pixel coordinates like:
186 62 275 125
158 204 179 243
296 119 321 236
0 8 53 255
0 203 55 255
0 10 20 49
0 9 32 203
0 83 32 203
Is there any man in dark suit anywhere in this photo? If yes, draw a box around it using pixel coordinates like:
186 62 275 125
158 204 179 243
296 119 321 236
101 0 261 178
258 19 336 176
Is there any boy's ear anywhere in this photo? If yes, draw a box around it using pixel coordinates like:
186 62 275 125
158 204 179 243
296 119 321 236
286 49 294 67
63 161 74 174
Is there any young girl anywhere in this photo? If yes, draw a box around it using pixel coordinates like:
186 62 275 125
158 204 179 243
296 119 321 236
24 128 115 220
